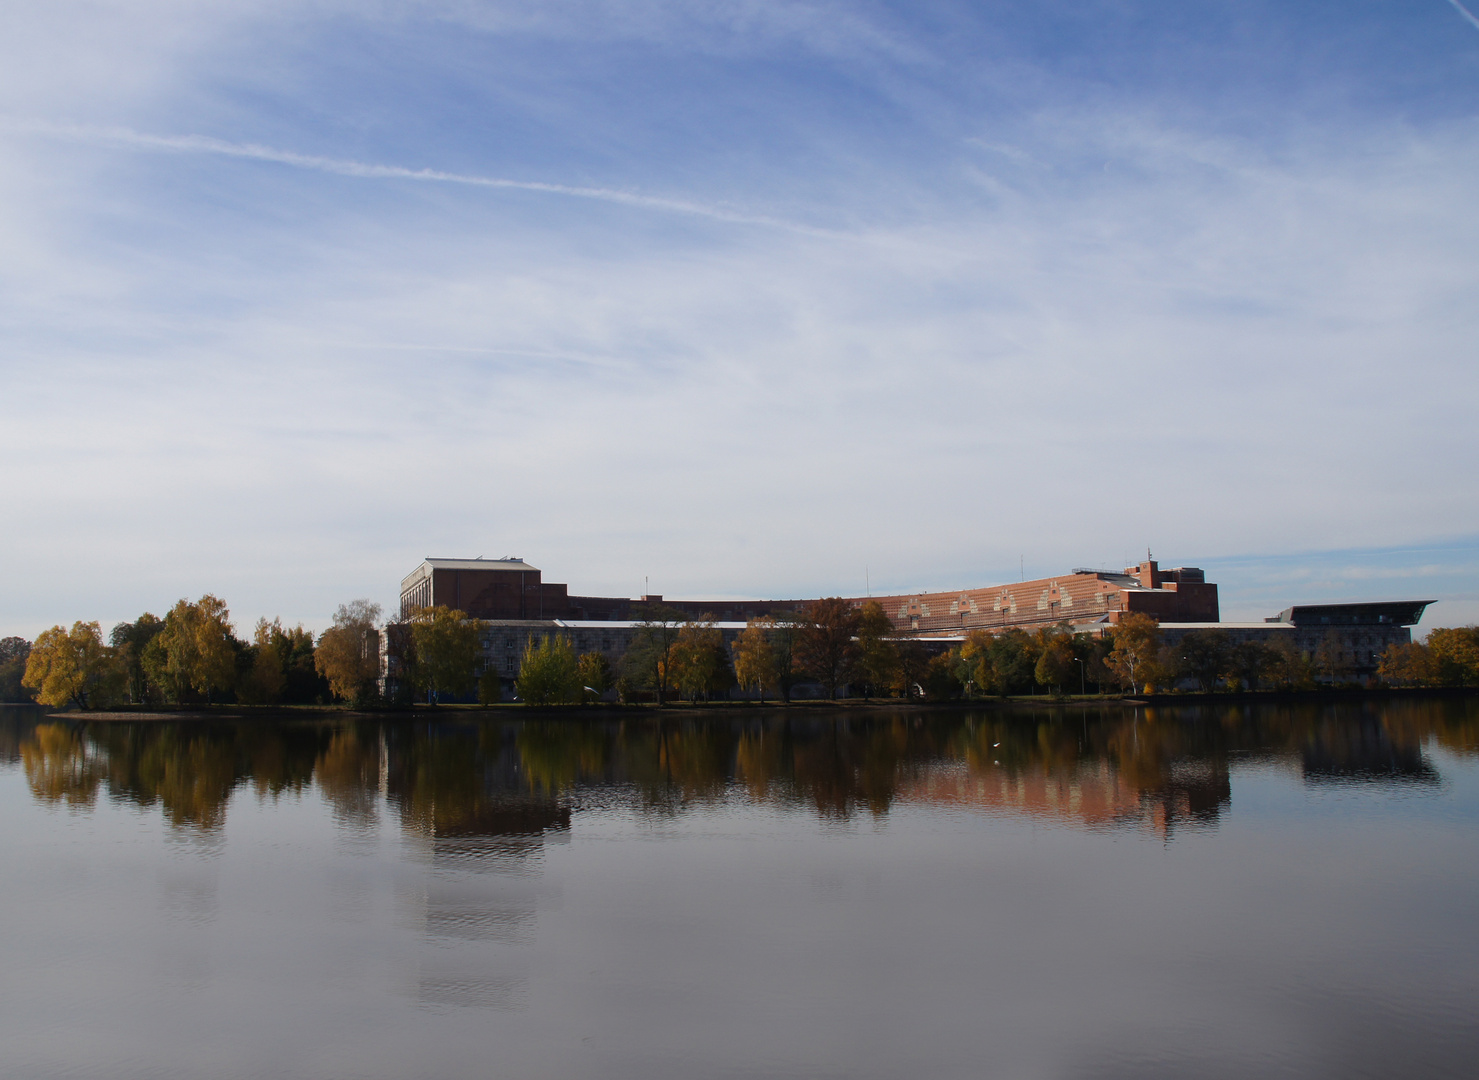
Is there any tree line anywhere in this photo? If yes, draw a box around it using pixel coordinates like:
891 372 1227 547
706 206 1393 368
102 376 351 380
4 596 384 709
8 595 1475 710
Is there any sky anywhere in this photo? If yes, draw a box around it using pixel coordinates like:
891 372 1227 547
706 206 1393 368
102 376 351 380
2 0 1478 638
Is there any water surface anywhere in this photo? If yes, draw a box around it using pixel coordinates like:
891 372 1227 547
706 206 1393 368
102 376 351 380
2 700 1477 1079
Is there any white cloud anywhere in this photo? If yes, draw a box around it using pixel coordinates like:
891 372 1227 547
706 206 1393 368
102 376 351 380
0 4 1477 636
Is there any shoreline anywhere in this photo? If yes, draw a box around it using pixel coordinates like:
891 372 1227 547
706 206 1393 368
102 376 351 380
6 684 1474 722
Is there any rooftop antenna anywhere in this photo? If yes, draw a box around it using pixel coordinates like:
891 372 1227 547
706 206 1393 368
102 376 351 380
866 565 870 597
1147 546 1153 562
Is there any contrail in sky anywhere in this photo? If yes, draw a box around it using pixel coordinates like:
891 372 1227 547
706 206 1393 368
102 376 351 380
0 118 838 237
1447 0 1479 32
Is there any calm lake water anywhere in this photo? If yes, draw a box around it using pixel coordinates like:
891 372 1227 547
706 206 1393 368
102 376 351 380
2 700 1477 1080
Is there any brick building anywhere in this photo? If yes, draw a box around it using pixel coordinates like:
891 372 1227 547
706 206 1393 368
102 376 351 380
394 555 1429 694
400 556 1215 633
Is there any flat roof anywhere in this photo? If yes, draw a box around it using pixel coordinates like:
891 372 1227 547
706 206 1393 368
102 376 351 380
402 557 541 588
421 558 539 572
1160 622 1294 631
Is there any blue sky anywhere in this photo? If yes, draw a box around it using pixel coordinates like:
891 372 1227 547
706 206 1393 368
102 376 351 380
2 0 1478 636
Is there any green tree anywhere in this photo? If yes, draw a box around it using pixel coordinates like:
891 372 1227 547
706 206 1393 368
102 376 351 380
620 606 685 705
1230 639 1275 691
0 636 33 703
408 606 481 703
1176 629 1234 692
478 667 505 705
854 601 899 699
109 615 164 704
23 622 126 708
922 649 962 700
733 617 778 703
988 628 1039 694
797 597 862 699
516 634 581 705
314 600 383 705
1265 635 1316 690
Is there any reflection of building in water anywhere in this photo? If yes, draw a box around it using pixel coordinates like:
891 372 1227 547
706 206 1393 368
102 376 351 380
383 724 570 1010
898 757 1231 837
1301 711 1440 784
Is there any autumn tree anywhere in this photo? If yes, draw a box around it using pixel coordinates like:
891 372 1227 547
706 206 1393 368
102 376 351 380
315 599 384 705
1312 630 1357 685
770 614 803 702
671 618 734 702
797 597 862 699
620 606 685 705
408 605 481 703
23 622 126 709
1033 631 1077 694
148 595 237 703
733 617 778 703
959 630 995 695
1 636 33 703
1426 627 1479 686
1378 641 1438 687
1264 635 1315 690
853 601 899 699
239 618 288 705
577 651 613 701
1107 613 1163 694
516 634 581 705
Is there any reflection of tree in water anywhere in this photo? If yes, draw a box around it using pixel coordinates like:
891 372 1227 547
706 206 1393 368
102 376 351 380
91 723 322 831
926 709 1232 837
385 723 570 843
1298 704 1439 784
313 726 382 827
7 697 1475 836
21 723 106 808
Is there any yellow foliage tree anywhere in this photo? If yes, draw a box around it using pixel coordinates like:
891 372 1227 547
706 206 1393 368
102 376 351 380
1426 627 1479 686
733 617 777 703
1377 641 1437 686
151 595 237 703
408 605 481 703
314 600 383 704
1107 613 1163 694
22 621 126 708
239 618 287 705
516 634 581 705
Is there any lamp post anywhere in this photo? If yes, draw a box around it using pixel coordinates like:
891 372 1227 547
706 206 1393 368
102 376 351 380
1073 656 1085 697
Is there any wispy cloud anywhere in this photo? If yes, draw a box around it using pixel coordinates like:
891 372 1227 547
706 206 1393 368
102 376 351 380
1446 0 1479 33
0 118 838 236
